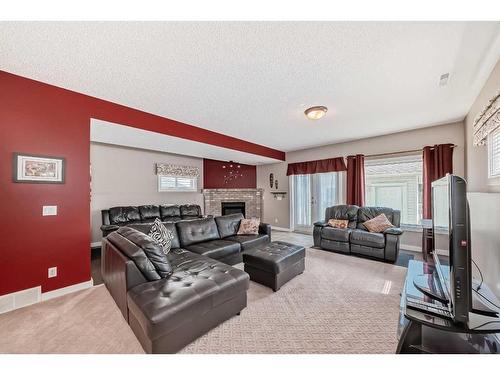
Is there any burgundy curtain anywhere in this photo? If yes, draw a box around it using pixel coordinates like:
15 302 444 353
346 154 365 206
286 157 347 176
422 143 454 219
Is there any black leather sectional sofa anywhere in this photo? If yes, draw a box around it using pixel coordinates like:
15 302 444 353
313 205 403 262
100 204 205 237
101 213 271 353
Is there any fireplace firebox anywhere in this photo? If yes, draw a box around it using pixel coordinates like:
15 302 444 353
221 202 246 217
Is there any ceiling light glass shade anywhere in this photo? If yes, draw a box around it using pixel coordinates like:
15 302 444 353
304 106 328 120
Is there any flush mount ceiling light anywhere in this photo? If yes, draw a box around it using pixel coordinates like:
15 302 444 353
304 106 328 120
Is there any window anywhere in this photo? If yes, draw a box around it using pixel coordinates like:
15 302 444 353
488 127 500 179
365 154 423 226
158 175 198 192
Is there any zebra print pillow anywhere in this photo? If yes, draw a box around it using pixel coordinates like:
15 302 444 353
148 218 174 255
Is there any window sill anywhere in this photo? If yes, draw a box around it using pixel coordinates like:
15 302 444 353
159 189 199 193
400 224 448 235
488 175 500 186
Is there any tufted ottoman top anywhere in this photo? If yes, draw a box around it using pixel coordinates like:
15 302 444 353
242 241 305 274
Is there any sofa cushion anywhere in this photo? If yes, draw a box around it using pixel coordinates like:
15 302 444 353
321 227 351 242
176 218 220 246
185 239 241 259
215 213 244 238
350 229 385 249
226 234 269 251
138 205 161 222
180 204 201 217
160 205 181 219
108 227 173 280
357 207 396 230
109 206 141 225
127 250 249 340
127 222 181 249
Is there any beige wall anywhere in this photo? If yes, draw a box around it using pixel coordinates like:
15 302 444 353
257 121 465 249
90 143 203 244
464 60 500 296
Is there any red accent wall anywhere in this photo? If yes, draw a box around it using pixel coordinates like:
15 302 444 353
0 71 283 296
203 159 257 189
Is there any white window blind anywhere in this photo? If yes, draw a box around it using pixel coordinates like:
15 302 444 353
158 175 197 192
365 154 423 226
488 127 500 178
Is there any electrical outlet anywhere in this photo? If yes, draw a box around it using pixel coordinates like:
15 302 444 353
48 267 57 278
42 206 57 216
274 218 279 223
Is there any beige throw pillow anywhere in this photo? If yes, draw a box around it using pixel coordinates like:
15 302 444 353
363 213 394 233
237 218 260 235
328 219 349 229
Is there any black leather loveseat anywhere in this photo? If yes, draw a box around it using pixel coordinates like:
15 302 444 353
101 213 271 353
100 204 204 237
313 205 403 262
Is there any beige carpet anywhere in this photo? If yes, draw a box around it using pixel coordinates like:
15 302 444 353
0 248 406 354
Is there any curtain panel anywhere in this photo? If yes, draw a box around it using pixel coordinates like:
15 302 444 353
346 154 365 206
422 143 454 219
286 157 347 176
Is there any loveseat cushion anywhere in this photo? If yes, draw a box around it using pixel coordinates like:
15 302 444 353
321 227 351 242
109 206 141 225
160 205 181 219
225 234 270 251
139 205 161 222
176 218 220 246
215 213 244 238
325 205 359 229
350 229 385 249
185 239 241 259
127 250 249 340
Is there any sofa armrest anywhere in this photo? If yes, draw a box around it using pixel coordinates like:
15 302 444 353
101 224 120 237
259 222 272 238
313 220 329 227
384 227 403 236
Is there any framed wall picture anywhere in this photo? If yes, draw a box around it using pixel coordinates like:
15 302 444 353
13 153 65 184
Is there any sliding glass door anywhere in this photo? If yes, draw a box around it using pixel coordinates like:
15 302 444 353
292 172 340 232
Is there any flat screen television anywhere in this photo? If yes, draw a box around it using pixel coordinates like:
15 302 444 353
432 174 471 324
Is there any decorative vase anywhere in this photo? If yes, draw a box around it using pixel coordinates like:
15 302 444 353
269 173 274 188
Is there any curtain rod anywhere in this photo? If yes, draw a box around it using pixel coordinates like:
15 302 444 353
365 145 457 159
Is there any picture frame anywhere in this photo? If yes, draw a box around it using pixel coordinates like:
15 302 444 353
12 153 65 184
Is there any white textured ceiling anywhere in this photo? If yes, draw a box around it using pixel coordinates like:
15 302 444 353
1 22 499 152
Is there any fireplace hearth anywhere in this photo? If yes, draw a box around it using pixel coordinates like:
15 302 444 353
202 188 263 219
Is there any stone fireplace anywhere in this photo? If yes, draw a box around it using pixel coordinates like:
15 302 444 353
202 188 263 219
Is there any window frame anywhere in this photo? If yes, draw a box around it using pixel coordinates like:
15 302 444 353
364 153 423 227
158 175 198 192
487 127 500 182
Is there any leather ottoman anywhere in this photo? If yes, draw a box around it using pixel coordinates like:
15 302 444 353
242 241 305 291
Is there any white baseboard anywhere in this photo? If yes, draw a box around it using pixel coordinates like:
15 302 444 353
41 279 93 302
272 226 292 232
90 241 102 248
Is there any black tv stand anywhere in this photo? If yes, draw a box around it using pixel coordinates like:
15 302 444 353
397 260 500 354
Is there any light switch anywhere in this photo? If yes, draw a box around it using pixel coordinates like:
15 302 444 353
42 206 57 216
